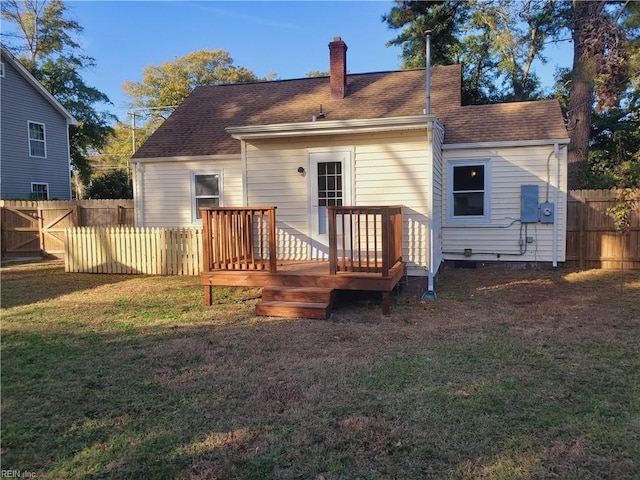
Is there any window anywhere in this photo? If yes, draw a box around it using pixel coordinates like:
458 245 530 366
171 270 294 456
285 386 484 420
28 121 46 157
449 161 489 220
0 62 4 77
31 183 49 200
193 173 221 220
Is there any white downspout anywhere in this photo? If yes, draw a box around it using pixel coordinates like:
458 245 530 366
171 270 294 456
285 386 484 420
241 140 248 206
552 142 560 268
133 162 144 227
427 121 435 292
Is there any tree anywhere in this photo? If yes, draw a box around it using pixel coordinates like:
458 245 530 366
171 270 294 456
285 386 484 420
384 0 465 68
1 0 81 68
306 70 329 77
1 0 115 184
90 119 157 178
383 0 563 103
123 49 264 123
582 18 640 195
566 0 631 189
38 54 114 181
86 169 133 199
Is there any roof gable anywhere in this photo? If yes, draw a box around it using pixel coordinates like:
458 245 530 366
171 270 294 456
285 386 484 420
1 47 77 125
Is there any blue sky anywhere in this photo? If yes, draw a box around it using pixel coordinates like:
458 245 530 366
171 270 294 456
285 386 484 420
5 1 573 121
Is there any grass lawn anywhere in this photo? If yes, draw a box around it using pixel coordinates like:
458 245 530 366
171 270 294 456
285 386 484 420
1 261 639 479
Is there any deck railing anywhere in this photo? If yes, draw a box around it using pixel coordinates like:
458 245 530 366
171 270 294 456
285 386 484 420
328 205 403 276
201 207 277 272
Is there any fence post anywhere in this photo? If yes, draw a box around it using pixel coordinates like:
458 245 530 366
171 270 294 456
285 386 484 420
579 197 586 269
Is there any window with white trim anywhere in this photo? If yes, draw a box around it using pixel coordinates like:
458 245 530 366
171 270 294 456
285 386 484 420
28 121 46 157
449 160 490 220
31 183 49 200
193 173 221 220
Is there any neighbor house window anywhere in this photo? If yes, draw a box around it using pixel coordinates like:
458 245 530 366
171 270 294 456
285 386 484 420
0 62 5 77
449 160 489 220
193 173 221 220
31 183 49 200
28 121 46 157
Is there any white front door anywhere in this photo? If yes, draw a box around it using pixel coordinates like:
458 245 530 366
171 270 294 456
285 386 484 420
308 149 352 260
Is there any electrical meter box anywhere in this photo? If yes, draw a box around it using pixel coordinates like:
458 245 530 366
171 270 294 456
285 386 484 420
520 185 539 223
540 201 555 223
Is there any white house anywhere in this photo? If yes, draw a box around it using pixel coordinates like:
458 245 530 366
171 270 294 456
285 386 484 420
131 37 569 293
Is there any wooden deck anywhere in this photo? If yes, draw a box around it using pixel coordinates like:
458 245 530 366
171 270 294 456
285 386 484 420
202 259 406 314
200 206 405 319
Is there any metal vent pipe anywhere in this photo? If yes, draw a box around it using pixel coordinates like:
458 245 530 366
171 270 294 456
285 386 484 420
425 31 432 115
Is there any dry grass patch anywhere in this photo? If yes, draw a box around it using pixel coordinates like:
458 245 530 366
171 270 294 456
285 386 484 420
1 262 639 479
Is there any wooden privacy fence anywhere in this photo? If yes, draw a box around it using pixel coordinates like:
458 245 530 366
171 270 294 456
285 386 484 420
64 226 202 275
566 189 640 270
1 199 134 259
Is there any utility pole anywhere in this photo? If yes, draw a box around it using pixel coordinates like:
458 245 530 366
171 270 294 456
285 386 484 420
127 105 178 155
130 111 138 154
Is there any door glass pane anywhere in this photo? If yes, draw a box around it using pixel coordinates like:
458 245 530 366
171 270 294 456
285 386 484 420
317 161 343 235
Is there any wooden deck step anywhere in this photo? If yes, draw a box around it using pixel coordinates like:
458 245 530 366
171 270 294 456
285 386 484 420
256 287 335 319
255 301 332 320
261 286 334 303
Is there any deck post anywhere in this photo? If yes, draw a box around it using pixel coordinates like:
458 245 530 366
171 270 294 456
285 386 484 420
381 291 391 315
201 208 213 272
204 284 213 306
381 208 391 276
328 206 337 274
268 207 277 273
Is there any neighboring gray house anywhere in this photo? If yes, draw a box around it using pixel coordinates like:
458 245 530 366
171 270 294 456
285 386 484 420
1 46 77 200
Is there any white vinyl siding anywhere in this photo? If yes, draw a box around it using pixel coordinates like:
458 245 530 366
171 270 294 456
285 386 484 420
134 158 242 227
245 145 310 260
442 145 567 263
244 130 434 271
28 121 46 158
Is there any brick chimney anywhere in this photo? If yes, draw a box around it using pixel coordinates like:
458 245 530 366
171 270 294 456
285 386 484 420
329 37 347 99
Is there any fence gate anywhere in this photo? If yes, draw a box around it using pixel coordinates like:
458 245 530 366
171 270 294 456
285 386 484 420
1 203 41 258
39 206 80 258
1 199 135 260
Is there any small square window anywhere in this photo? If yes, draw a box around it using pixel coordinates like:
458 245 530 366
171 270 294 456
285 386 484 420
28 121 46 158
31 183 49 200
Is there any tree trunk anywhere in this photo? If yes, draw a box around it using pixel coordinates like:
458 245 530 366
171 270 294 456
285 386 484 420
567 0 599 190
